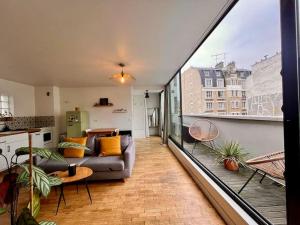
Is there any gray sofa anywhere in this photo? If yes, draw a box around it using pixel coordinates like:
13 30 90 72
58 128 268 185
35 135 135 181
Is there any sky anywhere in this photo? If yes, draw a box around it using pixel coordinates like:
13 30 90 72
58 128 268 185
182 0 281 71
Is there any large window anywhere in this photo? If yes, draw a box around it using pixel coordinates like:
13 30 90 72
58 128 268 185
168 0 285 224
0 95 14 116
168 73 181 145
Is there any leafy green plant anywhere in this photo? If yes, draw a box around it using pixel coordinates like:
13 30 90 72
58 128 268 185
216 141 248 165
0 141 87 225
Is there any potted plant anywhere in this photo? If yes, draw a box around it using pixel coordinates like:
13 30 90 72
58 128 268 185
0 138 88 225
216 141 247 171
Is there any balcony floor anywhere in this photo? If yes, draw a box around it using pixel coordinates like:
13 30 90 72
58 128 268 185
184 142 286 225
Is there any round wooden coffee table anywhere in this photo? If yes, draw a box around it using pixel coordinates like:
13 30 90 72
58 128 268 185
54 167 93 214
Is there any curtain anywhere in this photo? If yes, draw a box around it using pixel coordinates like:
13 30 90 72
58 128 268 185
162 85 169 144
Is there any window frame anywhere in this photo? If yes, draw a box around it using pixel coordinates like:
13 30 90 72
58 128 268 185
165 0 293 223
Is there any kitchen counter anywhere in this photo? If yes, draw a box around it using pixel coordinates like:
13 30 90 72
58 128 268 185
0 128 41 137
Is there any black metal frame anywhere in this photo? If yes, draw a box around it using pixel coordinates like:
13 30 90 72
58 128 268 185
165 0 300 224
280 0 300 224
56 179 92 215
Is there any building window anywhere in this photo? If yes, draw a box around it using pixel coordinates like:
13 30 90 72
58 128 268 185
231 90 239 97
232 79 237 85
205 78 213 87
217 79 224 87
231 101 239 109
206 102 213 110
235 101 239 108
206 91 213 98
242 91 246 97
218 91 224 98
0 95 13 116
218 102 225 109
242 101 246 109
204 71 210 77
241 80 246 88
216 71 221 77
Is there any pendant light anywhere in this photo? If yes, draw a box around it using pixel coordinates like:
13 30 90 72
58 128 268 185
145 90 149 98
110 63 135 84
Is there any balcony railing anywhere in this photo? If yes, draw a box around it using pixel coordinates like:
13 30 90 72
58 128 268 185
182 114 286 225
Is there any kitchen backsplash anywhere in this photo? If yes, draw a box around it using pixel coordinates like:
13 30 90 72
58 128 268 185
5 116 55 130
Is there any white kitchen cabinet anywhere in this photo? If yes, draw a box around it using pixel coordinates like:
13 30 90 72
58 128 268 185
0 141 7 171
31 132 43 148
0 133 29 172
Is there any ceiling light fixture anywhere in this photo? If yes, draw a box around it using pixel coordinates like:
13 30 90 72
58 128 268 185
110 63 135 84
145 90 149 98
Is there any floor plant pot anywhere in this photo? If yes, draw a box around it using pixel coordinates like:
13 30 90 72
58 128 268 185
224 159 239 171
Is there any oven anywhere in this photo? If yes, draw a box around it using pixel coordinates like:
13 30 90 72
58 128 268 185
41 127 53 147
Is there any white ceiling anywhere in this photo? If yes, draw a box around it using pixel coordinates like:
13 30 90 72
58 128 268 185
0 0 233 87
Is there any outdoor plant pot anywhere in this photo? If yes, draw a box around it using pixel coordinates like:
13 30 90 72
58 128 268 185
224 159 239 171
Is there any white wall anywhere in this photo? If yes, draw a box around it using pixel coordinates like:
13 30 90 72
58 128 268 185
59 86 133 133
132 94 146 138
0 78 35 116
35 87 55 116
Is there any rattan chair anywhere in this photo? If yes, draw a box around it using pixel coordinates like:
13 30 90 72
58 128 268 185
238 151 285 194
188 119 219 153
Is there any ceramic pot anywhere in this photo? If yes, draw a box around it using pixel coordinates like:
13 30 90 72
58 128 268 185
224 159 239 171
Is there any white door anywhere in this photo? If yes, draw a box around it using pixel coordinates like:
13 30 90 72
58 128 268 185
133 95 146 138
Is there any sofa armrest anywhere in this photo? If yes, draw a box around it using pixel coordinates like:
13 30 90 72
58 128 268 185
123 140 135 174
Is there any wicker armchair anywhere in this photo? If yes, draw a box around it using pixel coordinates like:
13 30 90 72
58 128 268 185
188 119 219 153
238 151 285 194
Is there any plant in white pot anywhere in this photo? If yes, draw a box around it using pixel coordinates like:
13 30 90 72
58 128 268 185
216 141 248 171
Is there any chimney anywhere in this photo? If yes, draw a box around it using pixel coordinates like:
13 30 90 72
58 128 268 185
226 61 236 73
215 62 224 69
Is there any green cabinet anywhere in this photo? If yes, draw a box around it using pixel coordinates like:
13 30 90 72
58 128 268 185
66 111 89 137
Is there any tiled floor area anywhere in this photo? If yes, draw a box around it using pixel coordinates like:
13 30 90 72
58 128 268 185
34 137 224 225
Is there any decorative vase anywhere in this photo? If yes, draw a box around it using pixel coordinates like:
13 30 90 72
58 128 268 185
224 159 239 171
68 164 77 176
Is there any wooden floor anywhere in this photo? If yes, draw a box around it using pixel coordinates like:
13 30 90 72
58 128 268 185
33 137 224 225
185 142 286 225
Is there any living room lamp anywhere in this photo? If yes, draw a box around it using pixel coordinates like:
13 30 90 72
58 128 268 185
111 63 135 84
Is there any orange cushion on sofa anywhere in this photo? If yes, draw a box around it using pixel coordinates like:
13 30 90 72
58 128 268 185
63 137 87 158
98 136 122 156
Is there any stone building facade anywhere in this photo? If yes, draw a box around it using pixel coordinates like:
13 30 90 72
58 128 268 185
246 52 282 116
181 62 251 115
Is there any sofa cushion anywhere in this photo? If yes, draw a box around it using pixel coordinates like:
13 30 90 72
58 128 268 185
98 136 122 156
63 137 87 158
82 156 124 172
37 157 89 173
85 135 96 156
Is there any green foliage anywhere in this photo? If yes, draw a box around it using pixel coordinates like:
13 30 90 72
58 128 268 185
216 141 248 165
27 192 40 218
16 147 66 162
47 176 62 187
58 142 90 151
18 164 52 197
0 207 6 215
39 221 56 225
16 208 39 225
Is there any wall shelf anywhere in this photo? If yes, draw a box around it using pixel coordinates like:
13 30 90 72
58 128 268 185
113 108 127 113
93 103 114 107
